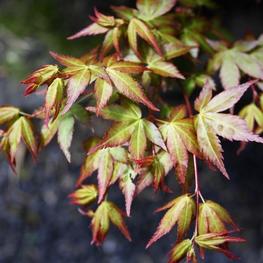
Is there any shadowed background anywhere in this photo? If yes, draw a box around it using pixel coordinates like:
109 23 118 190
0 1 263 262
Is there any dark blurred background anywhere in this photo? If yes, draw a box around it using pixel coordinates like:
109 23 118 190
0 1 263 262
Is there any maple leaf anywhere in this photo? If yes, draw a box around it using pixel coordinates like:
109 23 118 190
136 0 177 21
146 194 195 248
77 137 129 202
168 239 193 263
50 52 92 114
44 78 64 122
68 8 123 40
239 103 263 134
21 65 59 95
194 81 263 178
208 39 263 89
0 117 37 166
69 184 98 206
88 101 165 160
195 232 245 260
0 107 20 125
119 165 137 216
146 49 184 79
90 201 131 246
159 105 199 184
58 113 75 162
128 18 163 57
198 200 237 235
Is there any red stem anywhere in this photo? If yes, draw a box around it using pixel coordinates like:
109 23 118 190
183 93 203 236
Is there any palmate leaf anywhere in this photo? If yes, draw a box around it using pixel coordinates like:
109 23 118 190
0 107 20 125
106 67 158 111
195 81 263 178
239 103 263 133
21 64 59 95
77 138 129 202
159 105 199 184
136 0 177 21
45 78 64 122
128 18 163 57
1 117 37 165
69 184 98 206
195 232 245 260
198 201 237 235
146 194 195 248
67 9 122 40
146 49 184 79
57 113 75 162
50 51 92 114
208 40 263 89
119 165 137 216
90 201 131 246
88 102 165 160
135 151 173 194
168 239 193 263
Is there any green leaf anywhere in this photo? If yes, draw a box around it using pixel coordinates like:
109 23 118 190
168 239 192 263
119 166 136 216
146 50 184 79
106 68 159 111
137 0 176 21
195 81 263 178
97 149 114 202
58 114 75 162
100 102 142 122
20 117 37 157
159 106 199 183
128 18 162 57
144 119 167 150
94 78 113 113
146 195 195 248
0 107 20 125
69 184 98 205
63 67 91 114
45 78 64 121
199 200 237 234
129 120 147 159
91 201 131 246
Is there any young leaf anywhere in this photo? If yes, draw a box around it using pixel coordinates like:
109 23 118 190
89 102 165 159
146 50 184 79
49 51 85 69
58 114 75 162
63 67 91 114
97 149 114 203
119 166 136 216
0 107 20 125
195 232 245 260
21 65 59 95
136 0 177 21
168 239 192 263
209 42 263 89
239 103 263 132
45 78 64 122
94 78 113 113
198 201 237 235
195 81 263 178
159 106 199 183
91 201 131 245
128 18 162 57
146 194 195 248
106 68 159 111
69 184 98 205
129 120 147 160
20 117 37 157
